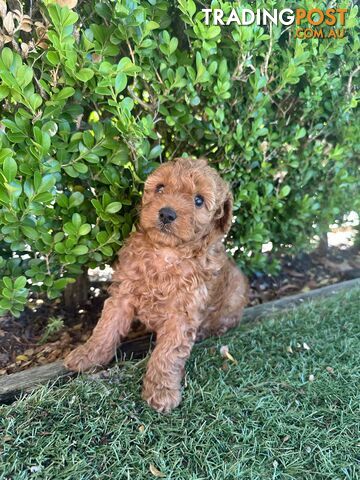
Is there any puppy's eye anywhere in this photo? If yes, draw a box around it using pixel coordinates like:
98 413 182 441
194 195 204 208
155 184 164 193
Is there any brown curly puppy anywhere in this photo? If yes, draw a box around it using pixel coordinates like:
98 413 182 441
64 158 248 412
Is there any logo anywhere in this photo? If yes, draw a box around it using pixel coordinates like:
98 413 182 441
202 6 348 39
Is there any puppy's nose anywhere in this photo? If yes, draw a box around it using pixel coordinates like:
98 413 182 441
159 207 177 224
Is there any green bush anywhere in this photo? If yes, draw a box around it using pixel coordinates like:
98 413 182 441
0 0 359 316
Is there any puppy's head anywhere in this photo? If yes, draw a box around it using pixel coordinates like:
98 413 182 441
139 157 233 247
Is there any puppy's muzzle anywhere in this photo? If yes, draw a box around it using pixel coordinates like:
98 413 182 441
159 207 177 225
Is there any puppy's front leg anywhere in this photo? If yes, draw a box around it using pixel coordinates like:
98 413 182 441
142 320 196 413
64 295 134 372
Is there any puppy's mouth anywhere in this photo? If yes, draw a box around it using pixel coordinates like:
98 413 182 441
157 221 174 235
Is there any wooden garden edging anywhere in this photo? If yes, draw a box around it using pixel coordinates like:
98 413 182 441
0 278 359 404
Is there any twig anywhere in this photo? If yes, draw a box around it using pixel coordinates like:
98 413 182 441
126 39 135 64
262 23 273 80
127 87 154 112
33 75 48 100
347 65 360 97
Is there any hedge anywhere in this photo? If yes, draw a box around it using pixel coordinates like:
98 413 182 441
0 0 359 317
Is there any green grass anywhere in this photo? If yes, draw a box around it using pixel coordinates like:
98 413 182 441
1 288 359 480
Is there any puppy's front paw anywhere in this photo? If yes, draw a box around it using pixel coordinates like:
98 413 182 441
64 345 97 372
142 381 182 413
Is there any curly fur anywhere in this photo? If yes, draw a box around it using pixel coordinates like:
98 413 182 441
64 158 249 412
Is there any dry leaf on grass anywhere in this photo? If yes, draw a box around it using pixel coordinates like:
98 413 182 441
308 374 315 382
149 464 166 478
303 342 310 350
220 345 238 364
138 425 145 433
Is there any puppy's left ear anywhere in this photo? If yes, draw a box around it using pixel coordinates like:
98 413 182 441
215 191 233 235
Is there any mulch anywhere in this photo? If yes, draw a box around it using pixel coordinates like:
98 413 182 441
0 245 359 376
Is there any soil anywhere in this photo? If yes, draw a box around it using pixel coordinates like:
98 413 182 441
0 245 359 376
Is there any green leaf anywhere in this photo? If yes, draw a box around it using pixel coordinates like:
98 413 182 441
279 185 291 198
73 162 88 174
169 38 178 55
14 276 27 289
0 85 10 101
105 202 122 213
296 127 306 140
33 192 53 203
42 121 58 137
54 232 64 242
145 21 160 34
72 213 82 228
0 149 13 163
149 144 162 159
117 57 141 75
21 226 39 240
100 245 113 256
96 231 108 244
28 93 43 111
3 157 17 182
3 277 13 289
187 0 196 18
0 298 11 310
1 47 13 69
54 243 66 254
69 191 84 208
71 245 89 255
38 174 56 193
57 194 68 208
78 224 91 236
115 73 127 94
53 278 72 290
207 26 221 39
56 87 75 101
46 51 60 66
76 68 94 82
17 65 33 88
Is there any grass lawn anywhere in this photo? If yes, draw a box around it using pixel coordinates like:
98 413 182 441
1 287 359 480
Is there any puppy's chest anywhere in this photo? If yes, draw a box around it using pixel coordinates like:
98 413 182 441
136 257 209 324
140 251 200 294
118 249 208 307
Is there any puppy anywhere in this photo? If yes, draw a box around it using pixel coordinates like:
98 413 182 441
64 158 248 412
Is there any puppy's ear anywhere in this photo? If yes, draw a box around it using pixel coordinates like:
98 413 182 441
215 191 233 235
